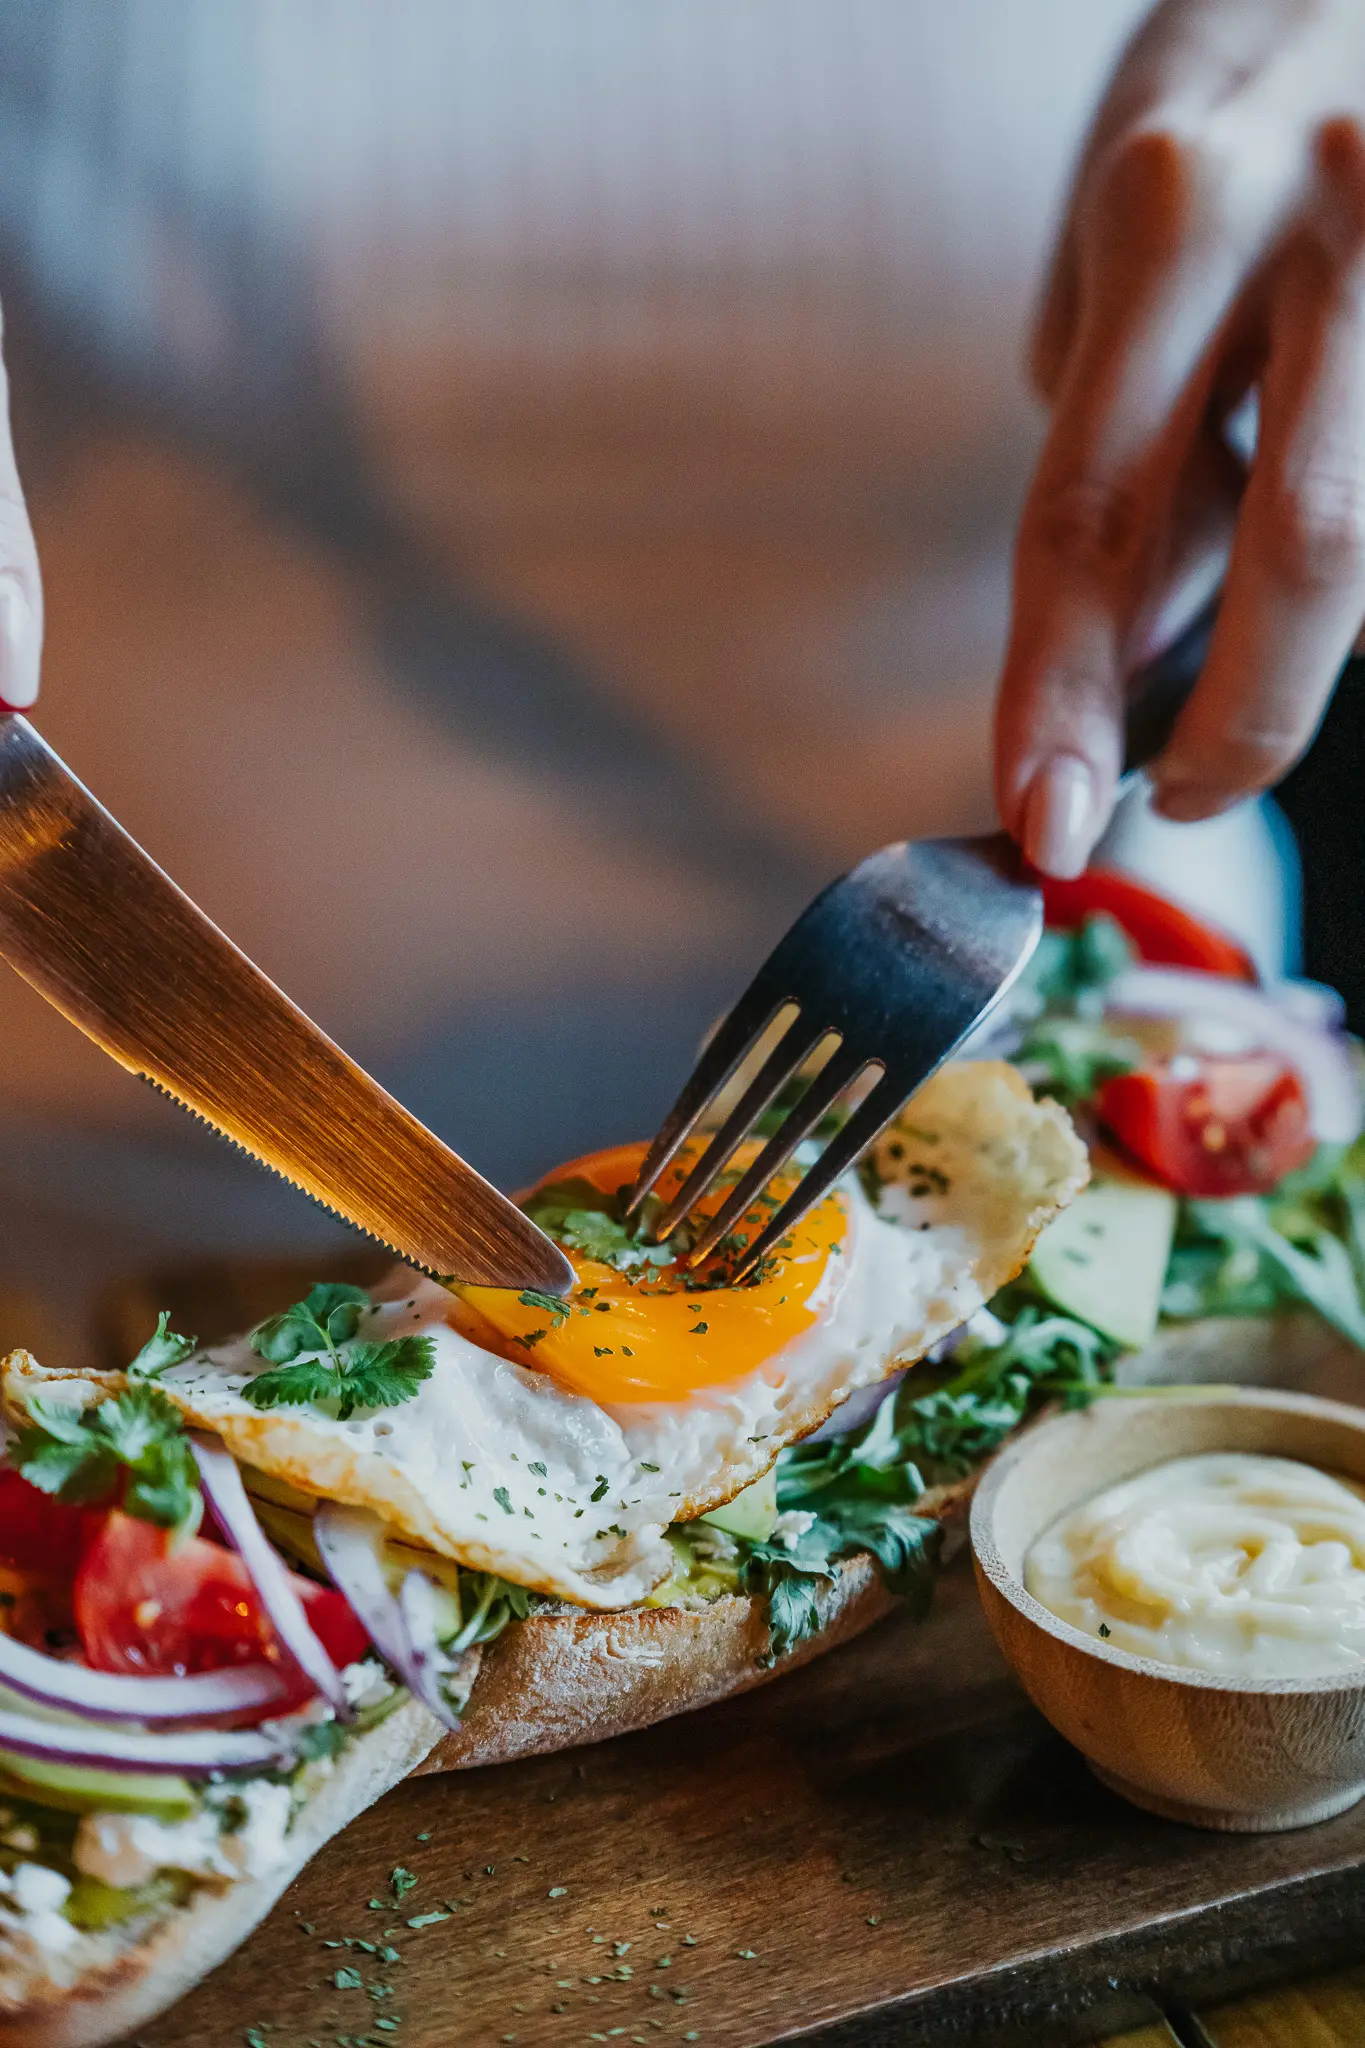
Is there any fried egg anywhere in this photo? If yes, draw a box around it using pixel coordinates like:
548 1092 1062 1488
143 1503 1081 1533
19 1063 1085 1611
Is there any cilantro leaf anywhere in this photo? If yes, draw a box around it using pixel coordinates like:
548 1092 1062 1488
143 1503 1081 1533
251 1281 370 1365
14 1386 201 1537
242 1302 435 1423
127 1311 196 1380
338 1337 435 1412
240 1356 344 1413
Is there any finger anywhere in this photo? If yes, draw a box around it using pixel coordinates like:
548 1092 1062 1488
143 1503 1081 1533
1153 121 1365 821
0 309 41 712
997 123 1276 873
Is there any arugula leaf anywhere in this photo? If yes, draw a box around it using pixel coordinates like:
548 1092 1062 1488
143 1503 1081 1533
127 1311 196 1380
13 1386 202 1538
1169 1194 1365 1349
243 1284 435 1420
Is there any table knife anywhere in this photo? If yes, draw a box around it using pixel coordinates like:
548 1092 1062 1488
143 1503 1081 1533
0 716 572 1294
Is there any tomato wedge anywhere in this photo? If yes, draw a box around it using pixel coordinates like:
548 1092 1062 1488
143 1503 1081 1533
1037 868 1257 981
0 1468 92 1576
74 1512 369 1694
1097 1054 1314 1197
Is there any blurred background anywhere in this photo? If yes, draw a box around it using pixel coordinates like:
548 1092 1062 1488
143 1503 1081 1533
0 0 1210 1364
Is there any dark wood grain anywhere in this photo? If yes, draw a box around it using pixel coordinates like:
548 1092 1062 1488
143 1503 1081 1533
121 1555 1365 2048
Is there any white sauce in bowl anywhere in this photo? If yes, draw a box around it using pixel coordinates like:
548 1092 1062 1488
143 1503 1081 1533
1025 1453 1365 1678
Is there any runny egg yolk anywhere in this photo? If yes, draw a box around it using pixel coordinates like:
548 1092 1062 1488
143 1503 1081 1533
458 1139 851 1405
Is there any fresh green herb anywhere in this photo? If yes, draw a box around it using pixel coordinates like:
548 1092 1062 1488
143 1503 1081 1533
1098 1623 1111 1639
14 1383 202 1538
521 1180 676 1273
294 1720 349 1764
884 1287 1117 1478
519 1291 572 1326
389 1867 418 1899
127 1310 197 1380
493 1488 514 1515
716 1393 942 1661
333 1967 364 1990
242 1283 434 1421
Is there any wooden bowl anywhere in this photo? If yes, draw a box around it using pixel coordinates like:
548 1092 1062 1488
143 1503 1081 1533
970 1387 1365 1832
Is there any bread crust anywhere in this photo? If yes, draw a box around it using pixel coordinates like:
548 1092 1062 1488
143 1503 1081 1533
420 1470 974 1772
0 1698 444 2048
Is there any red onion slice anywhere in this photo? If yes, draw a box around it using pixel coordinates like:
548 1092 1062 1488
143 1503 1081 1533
0 1632 288 1726
189 1435 350 1718
314 1503 462 1732
1109 965 1362 1143
0 1707 291 1774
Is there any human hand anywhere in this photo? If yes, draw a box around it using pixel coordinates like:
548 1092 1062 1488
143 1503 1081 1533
0 309 40 713
996 0 1365 876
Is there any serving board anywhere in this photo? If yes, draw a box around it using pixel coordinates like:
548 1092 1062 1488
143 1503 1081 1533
98 1265 1365 2048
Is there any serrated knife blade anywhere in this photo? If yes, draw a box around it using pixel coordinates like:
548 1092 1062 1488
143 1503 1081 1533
0 715 573 1294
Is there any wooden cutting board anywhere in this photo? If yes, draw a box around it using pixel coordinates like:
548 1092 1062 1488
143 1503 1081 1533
102 1269 1365 2048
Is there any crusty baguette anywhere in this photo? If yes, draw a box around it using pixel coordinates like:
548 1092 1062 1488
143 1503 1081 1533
0 1697 444 2048
422 1471 974 1772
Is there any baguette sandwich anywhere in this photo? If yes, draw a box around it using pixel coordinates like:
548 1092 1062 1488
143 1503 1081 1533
0 1060 1086 2043
4 861 1359 2048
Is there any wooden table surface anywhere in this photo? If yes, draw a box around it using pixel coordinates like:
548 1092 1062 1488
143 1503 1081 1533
94 1270 1365 2048
118 1554 1365 2048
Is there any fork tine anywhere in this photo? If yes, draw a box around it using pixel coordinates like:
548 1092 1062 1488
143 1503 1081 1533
648 1016 833 1240
725 1069 907 1281
683 1043 869 1266
623 978 794 1218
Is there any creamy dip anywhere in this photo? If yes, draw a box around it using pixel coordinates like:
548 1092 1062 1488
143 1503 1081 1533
1025 1453 1365 1678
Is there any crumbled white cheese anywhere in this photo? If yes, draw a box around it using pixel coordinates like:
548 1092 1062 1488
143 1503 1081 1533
75 1779 293 1890
75 1808 222 1890
0 1863 77 1959
771 1510 817 1550
341 1658 394 1711
207 1779 293 1879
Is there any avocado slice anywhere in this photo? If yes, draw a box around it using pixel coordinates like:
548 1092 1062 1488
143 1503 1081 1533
0 1755 198 1820
1029 1171 1177 1351
699 1464 778 1543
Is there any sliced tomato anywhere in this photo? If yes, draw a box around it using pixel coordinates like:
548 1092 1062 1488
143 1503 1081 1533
1097 1054 1314 1197
0 1468 93 1576
1036 867 1257 981
74 1512 368 1694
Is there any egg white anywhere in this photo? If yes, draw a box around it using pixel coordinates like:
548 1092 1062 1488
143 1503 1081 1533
8 1063 1085 1611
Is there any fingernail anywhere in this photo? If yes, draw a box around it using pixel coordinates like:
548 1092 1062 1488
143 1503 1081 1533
1152 777 1233 823
1021 754 1100 879
0 577 39 710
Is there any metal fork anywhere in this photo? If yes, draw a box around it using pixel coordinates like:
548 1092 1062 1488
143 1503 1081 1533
625 600 1218 1278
